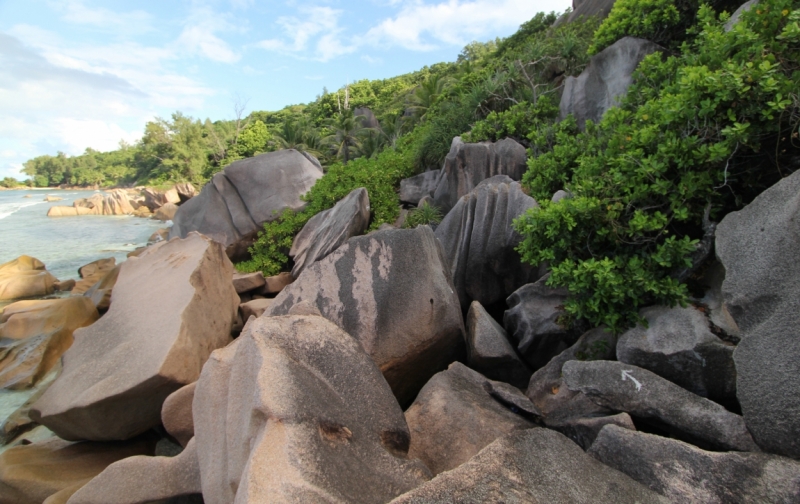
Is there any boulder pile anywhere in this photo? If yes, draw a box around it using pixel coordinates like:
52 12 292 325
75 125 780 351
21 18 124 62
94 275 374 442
3 141 800 503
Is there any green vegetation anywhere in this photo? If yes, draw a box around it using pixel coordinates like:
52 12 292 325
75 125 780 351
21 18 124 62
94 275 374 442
1 177 23 188
404 201 444 229
516 1 800 332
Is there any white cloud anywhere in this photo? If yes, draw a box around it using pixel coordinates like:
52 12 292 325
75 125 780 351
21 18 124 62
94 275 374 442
51 0 153 33
256 7 356 62
364 0 571 50
176 6 242 63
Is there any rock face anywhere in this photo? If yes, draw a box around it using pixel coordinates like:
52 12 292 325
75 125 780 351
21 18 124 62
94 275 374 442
72 258 116 295
504 275 574 370
66 438 202 504
169 149 323 260
558 0 616 25
238 298 272 320
30 233 239 441
526 327 616 426
153 203 178 222
193 315 431 504
289 187 371 278
590 425 800 504
0 256 58 301
390 429 667 503
399 170 441 205
435 175 542 309
560 37 662 130
465 301 530 389
0 435 157 504
432 138 528 215
716 169 800 459
617 306 736 402
48 190 136 217
266 226 465 406
405 362 538 475
81 265 120 311
0 298 98 389
231 272 265 294
562 360 759 452
161 382 195 448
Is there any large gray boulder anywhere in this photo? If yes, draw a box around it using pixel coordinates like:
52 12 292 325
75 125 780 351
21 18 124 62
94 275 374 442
560 37 662 130
193 315 431 504
526 327 616 426
266 226 464 406
465 301 530 389
504 275 575 370
30 233 239 441
617 306 736 402
562 360 759 452
716 169 800 458
289 187 370 278
405 362 538 475
399 170 441 205
590 425 800 503
557 0 616 25
435 175 542 309
390 429 668 504
432 137 528 214
169 149 323 260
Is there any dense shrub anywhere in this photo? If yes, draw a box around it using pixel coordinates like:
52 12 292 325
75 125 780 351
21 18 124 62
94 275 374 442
516 1 800 332
462 96 560 144
237 140 417 275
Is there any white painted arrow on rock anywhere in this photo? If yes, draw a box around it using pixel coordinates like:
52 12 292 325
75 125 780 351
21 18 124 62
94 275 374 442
621 369 642 391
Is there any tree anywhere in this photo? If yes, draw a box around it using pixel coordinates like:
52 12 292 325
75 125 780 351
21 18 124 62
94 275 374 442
325 109 365 164
407 74 451 121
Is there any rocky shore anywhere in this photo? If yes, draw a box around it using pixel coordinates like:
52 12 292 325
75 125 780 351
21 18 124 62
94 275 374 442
0 138 798 503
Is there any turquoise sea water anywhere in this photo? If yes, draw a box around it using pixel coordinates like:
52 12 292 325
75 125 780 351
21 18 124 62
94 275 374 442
0 189 165 283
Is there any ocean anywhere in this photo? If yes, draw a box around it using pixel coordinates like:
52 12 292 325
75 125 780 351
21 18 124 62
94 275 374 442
0 189 165 284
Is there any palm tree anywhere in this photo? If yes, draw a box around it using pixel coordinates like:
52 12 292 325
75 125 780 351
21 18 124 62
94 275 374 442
325 109 365 164
274 118 322 158
407 74 451 121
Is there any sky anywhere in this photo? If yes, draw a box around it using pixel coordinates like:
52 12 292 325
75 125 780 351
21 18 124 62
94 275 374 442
0 0 572 179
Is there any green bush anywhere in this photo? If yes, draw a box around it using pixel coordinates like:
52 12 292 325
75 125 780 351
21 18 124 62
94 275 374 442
237 142 417 275
588 0 698 54
462 96 560 144
516 1 800 332
404 202 444 228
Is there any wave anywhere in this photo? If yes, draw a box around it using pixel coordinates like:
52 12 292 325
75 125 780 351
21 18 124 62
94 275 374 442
0 201 43 221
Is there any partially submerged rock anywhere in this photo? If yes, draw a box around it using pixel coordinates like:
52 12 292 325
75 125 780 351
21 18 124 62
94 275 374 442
390 429 667 503
0 434 156 504
289 187 371 278
716 168 800 458
405 362 538 475
465 301 530 389
169 149 323 260
31 233 239 441
432 137 528 215
266 226 464 406
0 298 98 390
0 256 58 301
193 315 431 504
49 190 135 217
560 37 663 130
504 275 575 370
616 306 736 402
435 175 542 309
590 424 800 503
562 360 759 452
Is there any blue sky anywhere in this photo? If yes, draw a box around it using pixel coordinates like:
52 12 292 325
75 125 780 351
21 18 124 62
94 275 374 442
0 0 572 179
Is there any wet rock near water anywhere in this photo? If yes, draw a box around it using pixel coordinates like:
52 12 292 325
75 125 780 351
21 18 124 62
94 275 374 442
30 233 239 441
405 362 538 475
0 256 58 301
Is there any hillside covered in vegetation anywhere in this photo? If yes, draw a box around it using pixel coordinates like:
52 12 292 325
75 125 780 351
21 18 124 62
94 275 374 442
17 0 800 333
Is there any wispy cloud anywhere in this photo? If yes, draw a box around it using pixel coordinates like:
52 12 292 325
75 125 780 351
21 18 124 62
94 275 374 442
50 0 154 34
256 6 356 61
176 5 242 63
